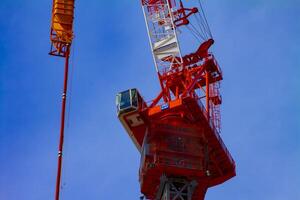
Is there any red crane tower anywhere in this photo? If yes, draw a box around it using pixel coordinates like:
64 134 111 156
49 0 75 200
116 0 236 199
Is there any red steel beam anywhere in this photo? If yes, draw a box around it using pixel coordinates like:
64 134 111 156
55 48 70 200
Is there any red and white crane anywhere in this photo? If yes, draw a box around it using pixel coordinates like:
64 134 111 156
116 0 236 199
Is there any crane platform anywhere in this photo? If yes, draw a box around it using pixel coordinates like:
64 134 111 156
117 88 235 199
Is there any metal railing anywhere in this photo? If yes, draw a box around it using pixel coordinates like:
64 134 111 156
196 98 235 166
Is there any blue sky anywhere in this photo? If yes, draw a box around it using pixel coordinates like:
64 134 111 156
0 0 299 199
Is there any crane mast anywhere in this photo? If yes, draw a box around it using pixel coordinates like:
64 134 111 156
49 0 75 200
117 0 236 200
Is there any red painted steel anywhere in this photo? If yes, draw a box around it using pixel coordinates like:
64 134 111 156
49 0 75 199
138 96 235 199
54 49 70 200
118 0 236 199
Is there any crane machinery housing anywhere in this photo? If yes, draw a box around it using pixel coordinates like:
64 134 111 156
116 0 236 199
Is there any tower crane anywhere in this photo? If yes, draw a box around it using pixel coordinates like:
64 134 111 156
116 0 236 199
49 0 75 200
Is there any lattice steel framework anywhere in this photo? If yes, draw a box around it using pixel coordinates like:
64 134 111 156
157 176 198 200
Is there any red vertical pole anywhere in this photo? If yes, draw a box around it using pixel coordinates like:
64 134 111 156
206 71 210 120
55 48 70 200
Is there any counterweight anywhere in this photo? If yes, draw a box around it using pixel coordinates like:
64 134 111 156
116 1 235 199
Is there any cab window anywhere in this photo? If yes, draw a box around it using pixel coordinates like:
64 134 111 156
120 90 131 110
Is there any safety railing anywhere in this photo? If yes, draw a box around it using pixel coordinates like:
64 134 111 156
196 98 235 166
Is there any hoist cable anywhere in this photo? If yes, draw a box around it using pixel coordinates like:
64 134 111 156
195 10 210 39
194 14 209 40
186 25 203 42
198 0 213 38
190 21 206 41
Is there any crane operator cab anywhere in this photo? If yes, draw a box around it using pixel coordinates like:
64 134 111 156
116 89 147 151
116 88 146 116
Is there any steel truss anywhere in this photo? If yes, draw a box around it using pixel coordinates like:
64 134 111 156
156 176 197 200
